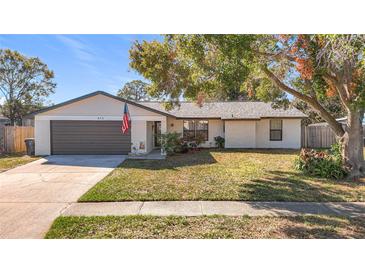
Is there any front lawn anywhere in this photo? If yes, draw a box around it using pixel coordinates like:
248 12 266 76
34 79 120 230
0 153 39 172
45 215 365 239
80 149 365 202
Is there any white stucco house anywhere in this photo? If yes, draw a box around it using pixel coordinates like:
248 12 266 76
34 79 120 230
29 91 306 156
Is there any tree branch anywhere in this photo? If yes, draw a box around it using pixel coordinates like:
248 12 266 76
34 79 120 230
323 73 351 112
252 49 296 62
262 65 345 137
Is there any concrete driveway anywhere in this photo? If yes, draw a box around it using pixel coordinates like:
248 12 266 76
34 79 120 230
0 155 126 239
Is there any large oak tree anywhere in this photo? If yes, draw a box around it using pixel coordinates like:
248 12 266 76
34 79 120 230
0 49 56 125
251 35 364 179
117 80 151 101
130 35 365 179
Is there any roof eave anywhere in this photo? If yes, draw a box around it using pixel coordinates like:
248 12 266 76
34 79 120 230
260 116 307 119
26 91 176 118
175 116 222 120
221 118 261 120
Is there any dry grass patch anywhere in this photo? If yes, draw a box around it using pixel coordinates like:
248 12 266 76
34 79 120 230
0 153 39 172
45 215 365 239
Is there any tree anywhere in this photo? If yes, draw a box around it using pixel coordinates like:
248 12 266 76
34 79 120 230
251 35 365 179
292 96 346 125
0 100 45 124
129 37 255 105
0 49 56 125
130 35 365 179
117 80 151 101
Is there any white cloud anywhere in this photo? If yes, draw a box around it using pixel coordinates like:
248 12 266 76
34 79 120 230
55 34 106 78
56 35 96 62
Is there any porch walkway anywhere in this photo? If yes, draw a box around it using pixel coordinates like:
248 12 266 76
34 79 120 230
128 149 165 160
63 201 365 217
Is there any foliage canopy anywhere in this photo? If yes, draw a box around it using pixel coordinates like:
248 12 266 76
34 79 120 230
0 49 56 125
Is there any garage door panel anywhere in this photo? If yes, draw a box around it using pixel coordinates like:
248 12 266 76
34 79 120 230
51 120 131 155
51 143 132 147
52 138 131 142
52 136 130 140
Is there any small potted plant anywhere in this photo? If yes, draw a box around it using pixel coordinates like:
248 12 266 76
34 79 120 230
214 136 225 149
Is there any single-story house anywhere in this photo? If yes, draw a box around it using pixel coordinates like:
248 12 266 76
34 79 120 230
309 117 365 127
0 115 10 126
0 115 33 126
22 117 35 127
29 91 306 156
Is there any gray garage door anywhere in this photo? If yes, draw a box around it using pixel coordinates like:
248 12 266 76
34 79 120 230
51 120 131 155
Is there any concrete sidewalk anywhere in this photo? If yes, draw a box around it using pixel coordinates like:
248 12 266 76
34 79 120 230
63 201 365 217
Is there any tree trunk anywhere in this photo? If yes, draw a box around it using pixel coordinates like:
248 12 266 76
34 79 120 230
339 110 364 179
8 108 16 126
261 66 364 179
8 109 16 126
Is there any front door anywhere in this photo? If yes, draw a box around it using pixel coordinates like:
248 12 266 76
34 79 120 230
154 121 161 147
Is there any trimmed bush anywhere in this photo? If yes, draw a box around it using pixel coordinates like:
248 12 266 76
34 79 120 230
295 144 347 179
194 132 206 147
214 136 225 148
159 132 181 155
179 141 189 153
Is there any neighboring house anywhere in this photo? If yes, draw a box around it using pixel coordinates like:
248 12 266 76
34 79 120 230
0 115 10 126
336 117 365 125
22 117 35 127
0 116 9 153
0 115 34 126
29 91 306 156
309 117 364 127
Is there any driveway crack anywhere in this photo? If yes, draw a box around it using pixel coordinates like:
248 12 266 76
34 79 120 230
137 202 144 215
59 202 74 215
199 201 204 216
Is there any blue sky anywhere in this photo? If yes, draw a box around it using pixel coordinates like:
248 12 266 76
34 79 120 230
0 34 162 104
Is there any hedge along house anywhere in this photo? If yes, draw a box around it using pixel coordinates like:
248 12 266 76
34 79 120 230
30 91 306 156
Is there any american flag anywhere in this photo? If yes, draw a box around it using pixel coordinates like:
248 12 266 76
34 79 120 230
121 103 131 134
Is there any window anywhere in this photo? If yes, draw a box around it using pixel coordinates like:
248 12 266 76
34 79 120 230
183 120 208 141
270 119 282 141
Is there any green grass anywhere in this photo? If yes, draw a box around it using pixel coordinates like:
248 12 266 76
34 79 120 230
80 149 365 202
0 153 39 172
45 215 365 239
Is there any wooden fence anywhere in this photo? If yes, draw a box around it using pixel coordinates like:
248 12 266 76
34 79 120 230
302 124 365 148
0 126 34 153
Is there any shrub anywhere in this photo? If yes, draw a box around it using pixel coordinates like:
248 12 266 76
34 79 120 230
214 136 225 148
179 141 189 153
159 132 181 155
194 132 206 147
294 144 347 179
330 142 342 162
